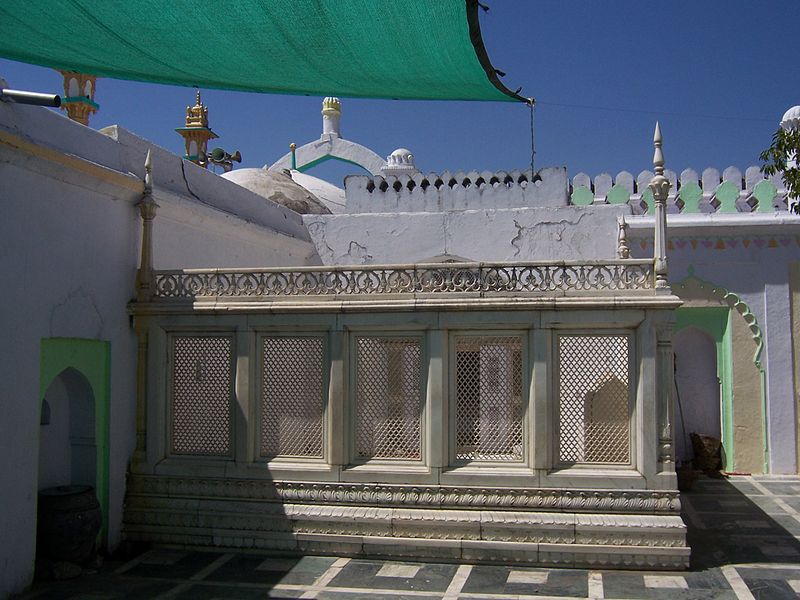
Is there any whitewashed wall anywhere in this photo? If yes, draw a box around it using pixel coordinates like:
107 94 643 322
0 99 318 597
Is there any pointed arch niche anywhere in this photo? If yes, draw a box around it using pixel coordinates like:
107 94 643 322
38 338 111 542
673 269 767 474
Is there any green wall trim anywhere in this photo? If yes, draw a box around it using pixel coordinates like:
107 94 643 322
753 179 778 213
605 184 630 205
678 181 702 214
674 306 733 469
714 181 739 213
570 185 593 206
39 338 111 544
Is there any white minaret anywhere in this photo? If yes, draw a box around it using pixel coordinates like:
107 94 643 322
322 97 341 137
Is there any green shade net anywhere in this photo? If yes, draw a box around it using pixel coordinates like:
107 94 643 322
0 0 523 102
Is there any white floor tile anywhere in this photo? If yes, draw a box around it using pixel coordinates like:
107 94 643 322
643 575 688 589
507 570 549 585
376 564 421 578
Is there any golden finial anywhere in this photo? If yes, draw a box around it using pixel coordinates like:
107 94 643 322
176 90 218 168
185 90 209 128
322 97 341 114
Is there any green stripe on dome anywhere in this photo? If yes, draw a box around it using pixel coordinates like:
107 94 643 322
0 0 523 102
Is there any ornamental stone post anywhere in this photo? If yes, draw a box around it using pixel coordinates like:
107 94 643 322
649 122 670 290
135 150 158 303
133 150 158 468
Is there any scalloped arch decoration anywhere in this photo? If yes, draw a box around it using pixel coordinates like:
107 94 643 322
673 267 764 369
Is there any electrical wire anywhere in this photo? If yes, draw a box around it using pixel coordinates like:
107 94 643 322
535 100 774 124
528 97 536 173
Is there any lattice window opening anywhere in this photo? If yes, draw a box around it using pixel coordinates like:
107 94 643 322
455 336 524 462
170 336 233 456
355 337 423 460
557 334 631 465
261 336 326 459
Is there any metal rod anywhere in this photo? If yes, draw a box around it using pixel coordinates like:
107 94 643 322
0 88 61 107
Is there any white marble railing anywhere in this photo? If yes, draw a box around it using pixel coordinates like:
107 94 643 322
151 260 655 299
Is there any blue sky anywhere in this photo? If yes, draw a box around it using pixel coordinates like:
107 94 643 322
1 1 797 186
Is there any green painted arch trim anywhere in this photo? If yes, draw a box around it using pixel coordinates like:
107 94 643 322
674 267 764 370
297 154 373 175
39 338 111 545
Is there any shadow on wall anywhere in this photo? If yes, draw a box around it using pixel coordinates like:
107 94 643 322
673 326 721 466
39 367 97 491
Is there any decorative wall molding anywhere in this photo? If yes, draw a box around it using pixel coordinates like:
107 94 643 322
151 261 655 299
635 236 800 252
124 476 689 569
355 169 542 195
126 475 681 513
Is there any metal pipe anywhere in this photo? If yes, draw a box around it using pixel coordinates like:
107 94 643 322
0 88 61 107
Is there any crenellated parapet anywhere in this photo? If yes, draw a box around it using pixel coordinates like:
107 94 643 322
569 167 788 214
342 166 790 215
345 167 569 213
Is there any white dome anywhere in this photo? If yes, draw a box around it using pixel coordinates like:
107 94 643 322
222 168 331 215
288 171 346 214
781 106 800 130
388 148 414 166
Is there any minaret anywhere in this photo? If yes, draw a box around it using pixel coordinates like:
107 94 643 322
59 71 98 126
176 91 218 167
321 97 341 137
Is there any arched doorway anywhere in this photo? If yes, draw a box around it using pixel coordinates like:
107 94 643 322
673 271 767 474
38 338 110 542
673 326 721 464
38 368 96 490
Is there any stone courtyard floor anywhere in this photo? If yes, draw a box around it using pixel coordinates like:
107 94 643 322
18 476 800 600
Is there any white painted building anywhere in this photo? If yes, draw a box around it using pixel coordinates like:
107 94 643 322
2 85 799 596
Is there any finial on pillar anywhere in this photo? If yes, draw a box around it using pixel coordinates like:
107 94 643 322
321 97 341 137
176 90 218 167
648 122 671 290
144 149 153 195
136 150 159 302
653 121 664 176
